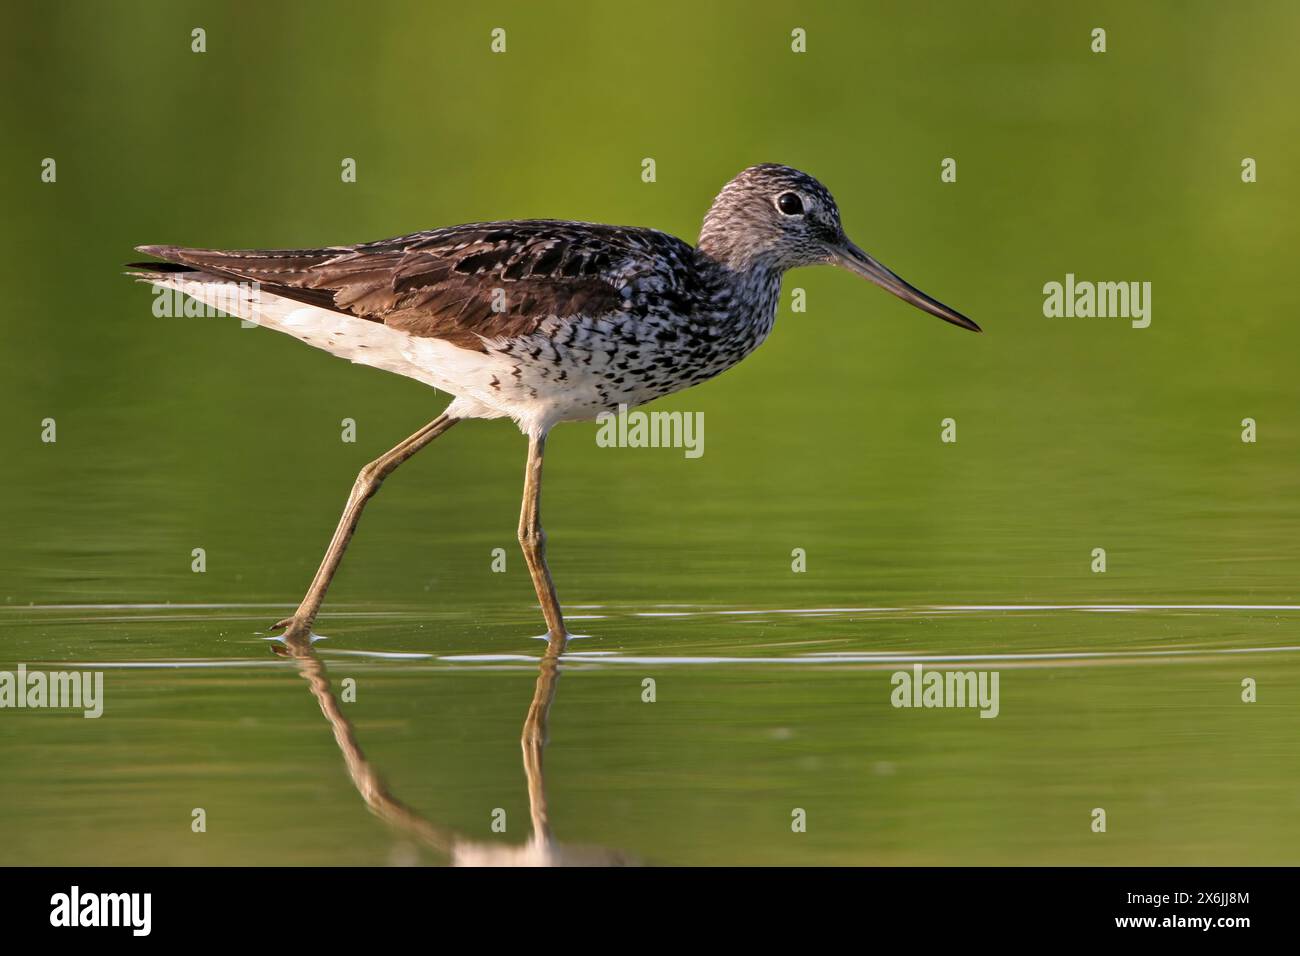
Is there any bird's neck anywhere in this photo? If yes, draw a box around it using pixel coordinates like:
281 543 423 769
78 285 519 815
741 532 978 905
693 250 784 340
695 218 787 318
696 219 781 274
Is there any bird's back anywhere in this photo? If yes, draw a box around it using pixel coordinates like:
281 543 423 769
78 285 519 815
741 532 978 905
136 220 704 353
132 219 778 430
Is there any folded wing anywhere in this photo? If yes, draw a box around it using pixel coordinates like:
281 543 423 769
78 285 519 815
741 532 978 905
135 221 693 352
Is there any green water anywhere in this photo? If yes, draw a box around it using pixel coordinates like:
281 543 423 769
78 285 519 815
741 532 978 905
2 1 1299 865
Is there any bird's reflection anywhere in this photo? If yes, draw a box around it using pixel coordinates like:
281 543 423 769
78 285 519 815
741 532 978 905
276 631 637 866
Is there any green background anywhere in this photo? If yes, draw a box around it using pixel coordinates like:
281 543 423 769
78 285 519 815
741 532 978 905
1 0 1298 864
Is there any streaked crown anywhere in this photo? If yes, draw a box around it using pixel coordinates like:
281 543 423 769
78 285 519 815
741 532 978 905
698 164 846 270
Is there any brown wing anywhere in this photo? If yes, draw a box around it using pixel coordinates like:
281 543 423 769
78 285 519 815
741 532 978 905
135 221 695 352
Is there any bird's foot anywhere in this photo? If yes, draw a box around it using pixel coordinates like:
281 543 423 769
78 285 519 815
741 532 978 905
270 614 314 641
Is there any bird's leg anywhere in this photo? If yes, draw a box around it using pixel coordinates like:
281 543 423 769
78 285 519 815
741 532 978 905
517 431 568 639
272 413 460 638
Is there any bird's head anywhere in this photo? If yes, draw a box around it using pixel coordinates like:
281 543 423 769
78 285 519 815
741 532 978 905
698 163 979 332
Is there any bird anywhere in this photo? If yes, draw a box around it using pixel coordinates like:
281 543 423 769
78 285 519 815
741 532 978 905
128 163 979 646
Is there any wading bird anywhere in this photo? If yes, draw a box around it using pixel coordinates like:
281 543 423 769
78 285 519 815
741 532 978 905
130 164 979 644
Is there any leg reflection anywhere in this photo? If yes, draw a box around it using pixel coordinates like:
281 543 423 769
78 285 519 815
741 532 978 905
279 630 456 856
278 629 635 866
521 633 565 848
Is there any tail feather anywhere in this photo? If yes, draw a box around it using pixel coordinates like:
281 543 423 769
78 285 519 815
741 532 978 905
126 244 195 273
124 260 193 272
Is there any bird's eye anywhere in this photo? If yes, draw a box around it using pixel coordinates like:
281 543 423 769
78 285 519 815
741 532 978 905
776 192 804 216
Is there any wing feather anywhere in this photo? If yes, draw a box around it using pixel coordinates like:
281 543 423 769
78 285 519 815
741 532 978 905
136 222 695 352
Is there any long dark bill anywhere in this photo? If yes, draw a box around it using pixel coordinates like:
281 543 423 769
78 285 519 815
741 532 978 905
834 241 981 332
